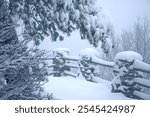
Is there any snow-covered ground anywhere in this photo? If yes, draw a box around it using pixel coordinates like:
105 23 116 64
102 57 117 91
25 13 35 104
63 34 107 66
43 76 131 100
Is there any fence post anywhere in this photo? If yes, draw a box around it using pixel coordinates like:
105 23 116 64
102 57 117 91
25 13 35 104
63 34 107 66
51 48 71 77
111 51 143 98
78 48 100 81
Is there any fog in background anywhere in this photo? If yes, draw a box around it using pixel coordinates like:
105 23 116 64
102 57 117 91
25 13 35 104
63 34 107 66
97 0 150 33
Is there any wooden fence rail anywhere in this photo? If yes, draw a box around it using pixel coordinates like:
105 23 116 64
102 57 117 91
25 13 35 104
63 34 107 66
133 78 150 89
133 60 150 73
133 91 150 100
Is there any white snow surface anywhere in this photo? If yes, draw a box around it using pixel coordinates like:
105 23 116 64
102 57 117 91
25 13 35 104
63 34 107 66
79 48 100 60
43 76 131 100
53 48 70 55
115 51 143 62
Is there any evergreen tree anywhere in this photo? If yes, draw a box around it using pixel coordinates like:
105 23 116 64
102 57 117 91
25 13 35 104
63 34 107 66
9 0 114 50
0 42 49 99
0 1 49 99
0 0 18 45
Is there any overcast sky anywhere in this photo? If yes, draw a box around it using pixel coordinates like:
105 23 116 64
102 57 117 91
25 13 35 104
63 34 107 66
39 0 150 55
97 0 150 33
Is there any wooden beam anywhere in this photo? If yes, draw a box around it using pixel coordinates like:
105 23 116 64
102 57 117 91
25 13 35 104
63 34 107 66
133 60 150 73
39 57 79 62
63 56 79 61
64 64 79 68
64 70 78 78
91 56 114 68
133 90 150 100
133 78 150 88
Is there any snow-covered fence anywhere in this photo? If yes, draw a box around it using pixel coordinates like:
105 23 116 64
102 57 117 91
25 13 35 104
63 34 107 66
45 48 150 99
111 51 150 99
78 50 150 99
78 48 113 81
47 48 79 77
47 48 114 80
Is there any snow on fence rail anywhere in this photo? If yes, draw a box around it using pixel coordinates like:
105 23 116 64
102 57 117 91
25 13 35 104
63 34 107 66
133 60 150 73
45 48 150 100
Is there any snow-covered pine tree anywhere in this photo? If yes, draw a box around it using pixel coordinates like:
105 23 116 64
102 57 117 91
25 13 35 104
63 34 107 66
9 0 114 52
0 1 49 99
0 42 49 99
0 0 18 45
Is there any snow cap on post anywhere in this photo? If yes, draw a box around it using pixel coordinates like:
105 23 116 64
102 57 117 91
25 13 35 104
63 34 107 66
115 51 143 62
79 48 100 60
53 48 70 56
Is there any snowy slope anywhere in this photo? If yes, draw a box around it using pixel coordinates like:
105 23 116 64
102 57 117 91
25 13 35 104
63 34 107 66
43 76 131 100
